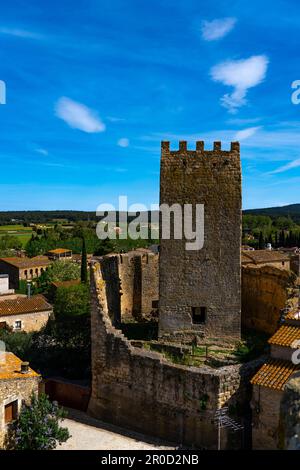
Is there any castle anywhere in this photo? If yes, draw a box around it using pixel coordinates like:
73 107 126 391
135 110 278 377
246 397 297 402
88 140 250 449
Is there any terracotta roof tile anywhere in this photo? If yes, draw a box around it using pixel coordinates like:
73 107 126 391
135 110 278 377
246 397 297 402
268 325 300 347
251 359 299 390
47 248 72 254
286 310 300 322
0 352 39 380
241 250 290 264
241 253 253 264
0 295 52 317
0 256 51 269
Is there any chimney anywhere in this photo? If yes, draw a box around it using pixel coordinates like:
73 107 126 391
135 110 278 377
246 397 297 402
20 361 29 374
27 280 32 299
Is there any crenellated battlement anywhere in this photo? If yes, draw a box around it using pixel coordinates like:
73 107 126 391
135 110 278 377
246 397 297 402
161 140 240 154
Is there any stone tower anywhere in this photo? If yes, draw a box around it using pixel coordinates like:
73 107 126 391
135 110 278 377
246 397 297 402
158 141 241 340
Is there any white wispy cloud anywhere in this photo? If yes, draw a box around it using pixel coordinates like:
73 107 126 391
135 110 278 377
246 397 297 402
35 148 48 156
227 117 262 125
201 17 236 41
107 116 125 123
269 158 300 174
55 97 106 133
234 126 261 141
0 27 42 39
210 55 269 113
117 138 130 148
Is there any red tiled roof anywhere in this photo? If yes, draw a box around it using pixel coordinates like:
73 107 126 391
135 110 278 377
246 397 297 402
0 295 52 317
241 250 290 264
286 310 300 322
0 256 50 269
47 248 72 254
251 359 299 390
0 352 39 380
268 325 300 347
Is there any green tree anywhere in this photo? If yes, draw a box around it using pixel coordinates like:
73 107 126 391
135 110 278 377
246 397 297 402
279 230 286 247
274 216 294 231
9 393 70 450
258 231 264 249
80 237 88 283
54 284 90 319
0 234 22 251
274 231 279 248
0 328 33 359
35 261 81 293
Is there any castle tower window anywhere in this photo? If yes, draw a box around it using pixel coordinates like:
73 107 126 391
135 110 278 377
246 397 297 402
192 307 206 324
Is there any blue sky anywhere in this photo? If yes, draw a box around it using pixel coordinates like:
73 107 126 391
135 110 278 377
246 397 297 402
0 0 300 210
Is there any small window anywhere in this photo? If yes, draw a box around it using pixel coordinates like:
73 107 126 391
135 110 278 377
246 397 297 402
14 321 22 330
152 300 159 309
5 400 18 424
282 261 285 266
192 307 206 324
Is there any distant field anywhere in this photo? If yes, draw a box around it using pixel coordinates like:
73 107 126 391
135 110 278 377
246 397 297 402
0 225 31 231
0 225 33 247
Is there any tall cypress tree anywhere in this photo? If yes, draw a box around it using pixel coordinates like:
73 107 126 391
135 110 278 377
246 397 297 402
81 236 88 283
283 230 286 247
274 231 278 248
258 231 264 249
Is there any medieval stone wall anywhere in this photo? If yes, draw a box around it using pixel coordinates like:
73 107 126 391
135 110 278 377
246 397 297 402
99 252 158 322
280 374 300 449
242 265 298 335
159 141 241 340
88 263 256 449
251 385 282 449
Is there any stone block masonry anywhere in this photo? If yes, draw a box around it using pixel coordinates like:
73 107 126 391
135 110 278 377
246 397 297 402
99 251 159 323
159 141 242 340
242 265 299 335
88 263 256 449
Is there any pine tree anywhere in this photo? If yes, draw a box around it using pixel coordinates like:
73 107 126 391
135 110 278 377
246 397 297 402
81 236 88 283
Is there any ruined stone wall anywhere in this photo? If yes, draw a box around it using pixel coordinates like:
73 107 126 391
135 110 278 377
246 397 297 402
100 252 158 322
290 254 300 277
242 265 298 335
280 374 300 449
251 385 282 449
88 263 253 449
0 376 40 448
159 141 241 340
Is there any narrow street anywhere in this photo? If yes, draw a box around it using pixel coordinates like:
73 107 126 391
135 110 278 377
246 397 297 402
57 409 175 450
